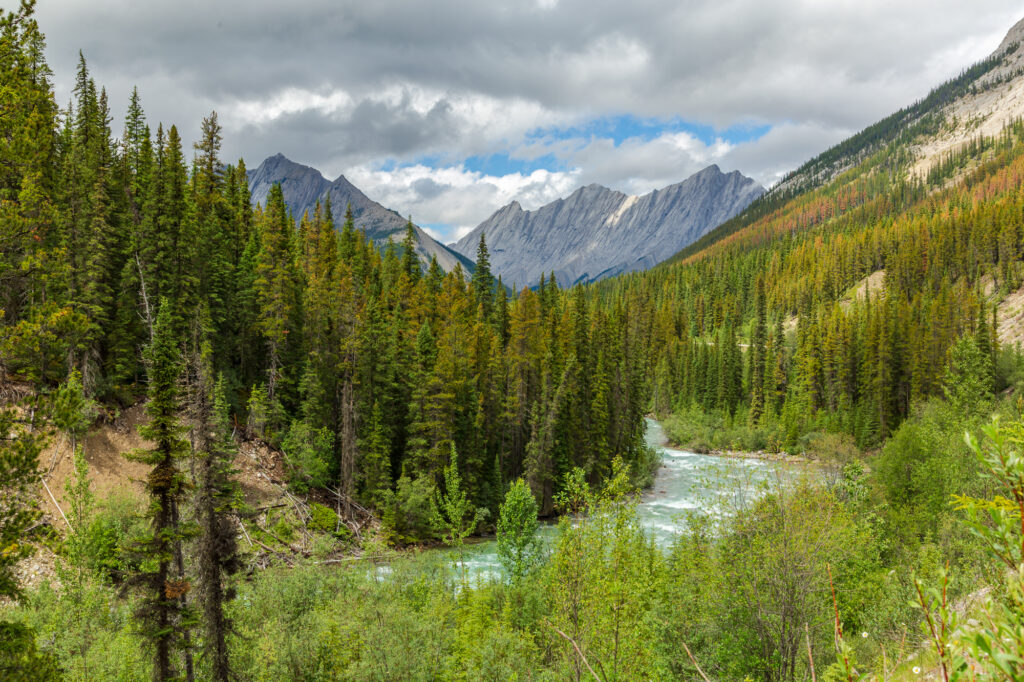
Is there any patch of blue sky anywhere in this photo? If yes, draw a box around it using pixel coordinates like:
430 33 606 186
375 151 570 176
527 114 771 147
460 152 569 176
419 222 450 236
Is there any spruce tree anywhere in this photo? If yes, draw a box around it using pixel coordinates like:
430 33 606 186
749 276 768 422
400 219 420 282
126 300 194 682
184 316 240 682
254 183 297 408
357 401 392 510
472 233 495 320
0 406 45 603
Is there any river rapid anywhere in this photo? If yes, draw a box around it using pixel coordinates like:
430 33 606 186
450 418 790 581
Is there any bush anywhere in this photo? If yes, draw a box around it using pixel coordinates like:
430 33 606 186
308 502 338 534
281 420 334 492
664 405 779 453
271 516 295 543
384 475 438 543
873 399 981 544
84 493 146 582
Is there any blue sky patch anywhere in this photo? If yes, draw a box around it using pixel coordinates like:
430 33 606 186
527 114 771 147
461 152 570 176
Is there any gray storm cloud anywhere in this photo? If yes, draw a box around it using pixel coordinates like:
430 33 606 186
33 0 1024 239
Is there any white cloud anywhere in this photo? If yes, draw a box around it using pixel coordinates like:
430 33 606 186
345 163 581 242
420 225 443 241
230 88 354 126
451 225 477 243
338 122 850 242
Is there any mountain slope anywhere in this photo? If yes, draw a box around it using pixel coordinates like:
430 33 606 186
664 27 1024 269
248 154 473 273
582 15 1024 441
453 165 763 287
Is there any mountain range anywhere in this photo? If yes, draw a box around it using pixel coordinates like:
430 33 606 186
246 154 474 273
452 166 763 287
248 158 763 288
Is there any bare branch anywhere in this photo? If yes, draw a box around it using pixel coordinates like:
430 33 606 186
681 640 712 682
548 622 603 682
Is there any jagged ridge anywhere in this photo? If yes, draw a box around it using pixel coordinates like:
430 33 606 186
248 154 474 273
452 165 763 288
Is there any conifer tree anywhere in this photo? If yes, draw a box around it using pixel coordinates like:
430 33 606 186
0 406 45 603
127 300 194 682
357 401 392 510
749 276 768 422
472 233 495 320
254 183 297 409
400 219 420 282
184 317 240 682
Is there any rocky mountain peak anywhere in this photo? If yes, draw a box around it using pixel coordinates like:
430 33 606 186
248 154 473 274
453 165 763 287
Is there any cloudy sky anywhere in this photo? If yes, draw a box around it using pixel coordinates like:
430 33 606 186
34 1 1024 243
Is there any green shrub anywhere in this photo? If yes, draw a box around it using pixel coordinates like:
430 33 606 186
384 474 438 543
271 515 295 542
308 502 338 534
281 420 334 492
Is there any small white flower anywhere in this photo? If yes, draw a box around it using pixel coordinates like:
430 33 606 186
862 631 869 638
913 666 921 675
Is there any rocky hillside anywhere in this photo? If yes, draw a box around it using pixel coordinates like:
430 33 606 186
248 154 474 273
767 18 1024 200
452 165 763 287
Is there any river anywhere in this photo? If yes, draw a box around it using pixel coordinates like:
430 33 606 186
449 418 789 582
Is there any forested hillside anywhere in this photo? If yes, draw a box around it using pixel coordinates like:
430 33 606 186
603 64 1024 451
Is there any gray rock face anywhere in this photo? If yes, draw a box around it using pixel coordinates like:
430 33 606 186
248 154 473 273
452 165 763 287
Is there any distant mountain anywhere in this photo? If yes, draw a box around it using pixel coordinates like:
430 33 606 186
247 154 473 273
452 165 763 287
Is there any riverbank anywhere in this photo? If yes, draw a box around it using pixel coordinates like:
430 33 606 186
646 415 813 464
686 445 811 464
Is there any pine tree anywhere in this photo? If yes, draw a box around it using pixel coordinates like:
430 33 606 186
254 183 297 408
749 276 768 422
472 233 495 320
357 401 392 510
126 300 194 682
400 218 420 282
185 317 240 682
0 405 45 602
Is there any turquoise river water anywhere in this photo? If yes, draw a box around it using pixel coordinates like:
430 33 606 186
447 418 790 582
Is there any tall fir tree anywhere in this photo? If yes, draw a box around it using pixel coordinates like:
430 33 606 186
126 300 194 682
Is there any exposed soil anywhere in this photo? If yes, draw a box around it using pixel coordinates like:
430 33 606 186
35 403 291 535
997 281 1024 346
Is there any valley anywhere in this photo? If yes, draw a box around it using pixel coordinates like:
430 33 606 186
4 3 1024 681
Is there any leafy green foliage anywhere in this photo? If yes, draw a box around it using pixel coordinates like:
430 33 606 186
0 407 44 601
0 621 62 681
384 474 438 543
307 503 338 535
281 420 334 493
496 478 541 583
